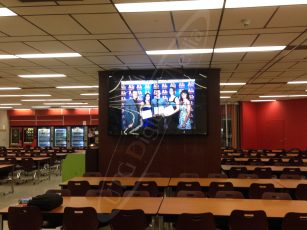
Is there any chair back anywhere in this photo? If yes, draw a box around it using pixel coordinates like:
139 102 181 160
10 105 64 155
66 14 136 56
134 181 160 197
63 207 98 230
280 173 301 179
176 190 205 198
295 184 307 200
214 191 244 199
67 180 90 196
254 167 272 179
238 173 258 179
282 212 307 230
229 210 269 230
123 190 150 197
110 209 147 230
176 213 216 230
249 183 275 199
8 206 43 230
261 192 292 200
228 167 248 178
207 182 234 198
176 182 202 192
99 180 124 196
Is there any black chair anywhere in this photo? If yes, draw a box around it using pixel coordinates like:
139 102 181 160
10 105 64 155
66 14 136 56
261 192 292 200
83 171 102 177
248 158 265 166
289 158 303 166
214 191 244 199
179 173 200 178
99 180 124 196
176 190 205 198
238 173 259 179
46 189 71 196
295 184 307 200
229 210 269 230
207 173 228 178
20 157 37 182
283 168 301 175
63 207 99 230
67 180 91 196
254 167 272 179
134 181 160 197
249 183 275 199
85 189 115 197
228 167 248 178
280 173 302 179
8 206 43 230
282 212 307 230
268 158 283 165
110 209 147 230
176 182 202 192
207 182 234 198
176 213 216 230
123 190 150 197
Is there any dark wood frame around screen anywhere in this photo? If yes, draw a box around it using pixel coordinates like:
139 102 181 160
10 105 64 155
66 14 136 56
98 68 221 177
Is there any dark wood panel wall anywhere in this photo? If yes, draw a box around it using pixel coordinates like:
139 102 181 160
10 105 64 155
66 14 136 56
98 69 221 177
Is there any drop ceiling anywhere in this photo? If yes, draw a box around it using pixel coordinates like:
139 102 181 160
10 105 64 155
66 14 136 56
0 0 306 107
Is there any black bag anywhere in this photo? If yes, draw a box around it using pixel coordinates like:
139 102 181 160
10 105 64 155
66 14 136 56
28 193 63 211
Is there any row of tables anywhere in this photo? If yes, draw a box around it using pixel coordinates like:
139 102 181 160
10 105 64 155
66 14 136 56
62 176 307 189
2 175 307 230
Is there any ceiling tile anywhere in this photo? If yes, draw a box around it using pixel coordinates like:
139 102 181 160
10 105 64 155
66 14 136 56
139 37 177 50
63 40 109 53
25 41 73 53
102 39 142 52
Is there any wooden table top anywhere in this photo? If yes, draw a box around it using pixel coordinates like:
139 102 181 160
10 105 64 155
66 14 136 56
61 176 171 187
222 165 307 172
223 157 307 163
169 177 286 188
0 164 13 170
159 197 307 218
0 157 50 162
0 197 163 215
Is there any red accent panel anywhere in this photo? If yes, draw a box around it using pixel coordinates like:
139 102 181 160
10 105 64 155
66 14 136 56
10 121 36 126
10 116 36 120
241 99 307 149
36 121 64 126
64 115 90 126
8 110 35 116
63 109 90 115
36 115 63 120
36 109 63 116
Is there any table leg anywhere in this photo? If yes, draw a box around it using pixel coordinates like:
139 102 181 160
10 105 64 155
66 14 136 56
10 167 14 194
0 214 3 230
37 161 40 182
48 159 51 180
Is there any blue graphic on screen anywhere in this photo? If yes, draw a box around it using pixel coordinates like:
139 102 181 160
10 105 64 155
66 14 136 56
121 79 195 135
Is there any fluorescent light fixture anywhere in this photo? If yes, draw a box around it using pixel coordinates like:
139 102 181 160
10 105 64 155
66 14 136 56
0 8 17 16
251 99 276 102
288 81 307 84
220 83 246 86
0 55 18 59
146 46 285 55
220 91 237 93
31 106 51 109
17 53 81 59
288 95 307 97
147 49 213 55
21 94 51 97
80 93 99 96
115 0 223 12
115 0 307 13
220 96 231 99
56 86 99 89
44 102 88 105
259 95 288 98
0 106 13 109
18 74 66 78
226 0 307 8
214 46 285 53
61 105 98 108
0 94 50 97
0 103 21 106
0 87 21 90
21 99 72 102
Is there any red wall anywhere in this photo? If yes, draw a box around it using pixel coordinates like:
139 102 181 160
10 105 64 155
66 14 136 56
8 108 99 126
241 99 307 149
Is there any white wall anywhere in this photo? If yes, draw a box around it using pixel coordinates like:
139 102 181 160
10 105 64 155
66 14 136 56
0 110 9 147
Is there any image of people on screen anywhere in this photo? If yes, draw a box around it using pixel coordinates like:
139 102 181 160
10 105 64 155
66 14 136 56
140 93 154 128
151 89 167 131
178 89 192 130
165 87 180 131
124 89 142 133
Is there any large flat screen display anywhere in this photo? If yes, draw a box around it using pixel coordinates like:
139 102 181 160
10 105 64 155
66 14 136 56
108 70 208 135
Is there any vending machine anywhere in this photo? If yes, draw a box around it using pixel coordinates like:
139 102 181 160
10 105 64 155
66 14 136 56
37 127 52 148
10 127 22 147
23 127 36 147
54 127 68 147
71 126 88 148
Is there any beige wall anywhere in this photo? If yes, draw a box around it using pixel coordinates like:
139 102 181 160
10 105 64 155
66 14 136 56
0 110 9 147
